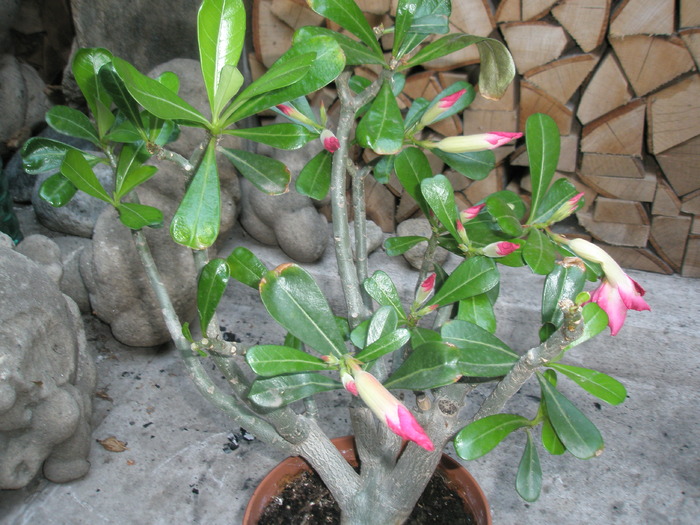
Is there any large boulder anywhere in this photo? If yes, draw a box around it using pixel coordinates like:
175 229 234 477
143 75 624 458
0 233 96 489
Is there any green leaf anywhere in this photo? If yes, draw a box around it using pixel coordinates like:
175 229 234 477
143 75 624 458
197 258 230 334
363 271 406 320
383 236 427 257
541 415 566 455
441 320 518 377
516 430 542 502
307 0 383 58
384 342 461 390
530 177 579 226
248 373 341 408
523 228 557 275
373 154 394 184
117 165 158 201
404 98 431 131
60 150 113 204
226 246 267 288
454 414 531 460
421 174 459 239
246 345 330 377
45 106 100 145
234 53 314 103
526 114 560 223
72 47 114 133
537 373 604 460
355 329 410 363
394 147 432 213
410 326 442 347
111 56 209 127
38 173 77 207
117 203 163 230
224 123 317 150
219 148 290 195
99 63 145 130
564 303 609 351
541 262 586 327
457 294 497 333
355 82 404 155
366 305 398 345
296 149 332 200
486 193 523 237
431 149 495 181
260 264 347 358
350 319 370 350
197 0 246 118
548 363 627 406
294 26 385 66
21 137 102 175
392 0 416 58
396 0 451 58
431 256 499 306
170 141 220 249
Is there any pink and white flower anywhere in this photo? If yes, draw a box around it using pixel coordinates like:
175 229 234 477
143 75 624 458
321 129 340 153
420 89 467 126
482 241 519 258
568 238 650 335
349 365 434 451
414 272 436 307
433 132 522 153
460 203 486 222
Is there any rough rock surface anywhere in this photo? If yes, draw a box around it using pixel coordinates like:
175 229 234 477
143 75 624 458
396 218 450 270
14 233 63 284
80 187 197 347
0 233 96 489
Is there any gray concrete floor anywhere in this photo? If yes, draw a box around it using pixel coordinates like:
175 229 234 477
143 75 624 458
1 229 698 524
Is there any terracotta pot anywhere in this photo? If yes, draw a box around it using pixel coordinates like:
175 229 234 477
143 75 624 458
243 436 491 525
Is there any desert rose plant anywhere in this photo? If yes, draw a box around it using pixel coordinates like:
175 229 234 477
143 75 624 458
21 0 650 523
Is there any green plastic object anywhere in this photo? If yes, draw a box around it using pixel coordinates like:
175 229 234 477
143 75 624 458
0 159 23 244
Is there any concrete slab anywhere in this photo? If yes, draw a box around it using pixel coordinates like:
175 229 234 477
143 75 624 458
1 228 698 524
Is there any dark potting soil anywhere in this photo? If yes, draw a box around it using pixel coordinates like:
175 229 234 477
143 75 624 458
257 469 476 525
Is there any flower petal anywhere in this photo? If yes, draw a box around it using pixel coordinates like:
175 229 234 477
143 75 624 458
386 405 434 451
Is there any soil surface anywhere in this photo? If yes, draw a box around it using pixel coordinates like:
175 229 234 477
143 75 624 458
258 469 476 524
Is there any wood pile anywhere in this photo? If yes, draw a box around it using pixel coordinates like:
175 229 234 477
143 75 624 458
251 0 700 277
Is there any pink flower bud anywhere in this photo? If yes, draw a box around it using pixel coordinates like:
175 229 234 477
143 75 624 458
460 203 485 222
550 192 585 223
482 241 519 258
439 88 467 108
276 104 295 117
419 89 468 127
433 132 522 153
341 370 358 396
321 129 340 153
414 273 436 307
456 219 469 244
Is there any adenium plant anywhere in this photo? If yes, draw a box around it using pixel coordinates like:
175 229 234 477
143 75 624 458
21 0 650 523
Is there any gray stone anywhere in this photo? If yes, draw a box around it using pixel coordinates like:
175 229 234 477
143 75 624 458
53 235 92 313
15 234 63 284
349 220 384 256
0 54 26 154
80 187 197 347
31 159 112 238
0 243 96 489
396 218 450 270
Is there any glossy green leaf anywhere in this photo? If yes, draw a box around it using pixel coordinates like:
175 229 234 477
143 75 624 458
38 173 77 207
530 177 579 226
99 63 144 130
541 414 566 455
537 373 604 460
431 256 499 306
410 326 442 347
564 303 609 351
226 246 267 288
225 123 317 150
457 294 497 333
296 149 332 200
219 148 290 195
234 52 314 103
431 149 495 181
355 329 410 363
45 106 100 145
71 47 114 132
117 203 163 230
548 363 627 406
526 114 560 223
116 165 158 201
182 322 194 343
294 26 385 66
355 82 404 155
363 271 406 320
384 342 461 390
197 0 246 118
197 258 230 334
21 138 102 175
248 373 341 408
454 414 531 460
170 141 220 249
260 264 347 358
60 150 113 204
404 98 431 131
394 147 432 212
383 236 427 257
396 0 451 58
392 0 415 58
111 56 209 127
541 263 586 327
373 154 394 184
486 193 523 237
350 319 370 350
115 143 147 196
523 228 557 275
421 174 459 239
307 0 383 57
441 320 518 377
246 345 330 377
516 430 542 502
366 306 398 346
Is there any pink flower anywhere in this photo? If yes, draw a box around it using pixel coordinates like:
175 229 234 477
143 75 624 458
433 132 522 153
482 241 519 257
276 104 317 128
568 239 650 335
321 129 340 153
276 104 296 117
420 89 468 126
460 203 485 222
414 273 436 307
550 192 584 223
350 366 434 451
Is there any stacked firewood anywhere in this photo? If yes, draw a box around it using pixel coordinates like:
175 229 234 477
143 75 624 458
251 0 700 277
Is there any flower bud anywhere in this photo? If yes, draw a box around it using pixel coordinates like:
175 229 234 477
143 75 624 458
549 192 584 223
414 273 436 307
482 241 519 258
432 132 522 153
276 104 318 128
321 129 340 153
419 88 467 127
456 219 469 245
460 203 485 222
